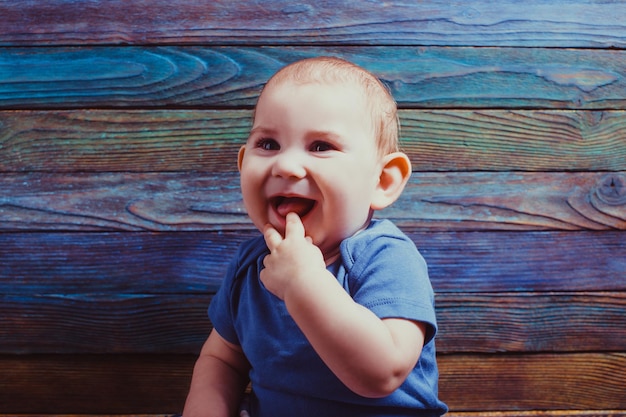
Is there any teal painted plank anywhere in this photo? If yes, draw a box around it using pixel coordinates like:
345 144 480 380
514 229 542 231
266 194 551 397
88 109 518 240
2 46 626 109
1 172 624 232
1 0 626 47
1 231 624 294
2 109 626 173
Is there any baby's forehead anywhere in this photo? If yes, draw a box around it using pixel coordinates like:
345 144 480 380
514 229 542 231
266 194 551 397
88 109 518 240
261 78 370 107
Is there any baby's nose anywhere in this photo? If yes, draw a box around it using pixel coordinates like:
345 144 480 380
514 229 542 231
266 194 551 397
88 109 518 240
272 151 307 178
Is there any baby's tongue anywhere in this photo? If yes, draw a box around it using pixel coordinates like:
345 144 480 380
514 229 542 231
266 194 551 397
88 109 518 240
276 197 313 217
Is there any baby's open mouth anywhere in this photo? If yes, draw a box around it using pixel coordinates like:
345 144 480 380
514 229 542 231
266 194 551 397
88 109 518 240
271 196 316 218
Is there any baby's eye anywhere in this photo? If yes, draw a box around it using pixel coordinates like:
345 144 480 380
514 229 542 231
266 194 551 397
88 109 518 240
256 138 280 151
310 141 336 152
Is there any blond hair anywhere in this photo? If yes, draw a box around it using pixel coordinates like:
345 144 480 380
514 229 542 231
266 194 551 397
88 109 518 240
257 56 399 155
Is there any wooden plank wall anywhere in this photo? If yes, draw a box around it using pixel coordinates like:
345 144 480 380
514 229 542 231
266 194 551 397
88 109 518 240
1 1 625 416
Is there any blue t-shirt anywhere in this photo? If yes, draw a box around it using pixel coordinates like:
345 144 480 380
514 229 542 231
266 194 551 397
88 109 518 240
209 219 448 417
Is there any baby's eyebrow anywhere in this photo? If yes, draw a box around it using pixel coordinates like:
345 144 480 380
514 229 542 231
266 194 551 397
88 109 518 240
249 126 277 136
306 130 341 140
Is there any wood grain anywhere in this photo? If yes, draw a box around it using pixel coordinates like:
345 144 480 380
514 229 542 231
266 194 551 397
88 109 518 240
2 292 624 355
0 110 250 173
0 294 212 354
2 172 624 232
2 413 624 417
435 293 626 353
438 353 626 411
2 231 624 295
0 354 194 414
1 0 625 47
2 47 626 109
447 412 626 417
0 353 623 413
2 1 624 415
2 109 626 173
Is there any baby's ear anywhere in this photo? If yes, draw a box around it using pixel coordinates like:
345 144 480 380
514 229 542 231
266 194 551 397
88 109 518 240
237 145 246 171
371 152 412 210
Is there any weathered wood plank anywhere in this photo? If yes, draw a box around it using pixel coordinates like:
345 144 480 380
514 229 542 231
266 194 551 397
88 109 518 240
1 353 623 413
447 412 626 417
0 294 212 355
2 46 626 109
2 292 624 355
0 413 174 417
1 0 625 47
2 109 626 173
6 413 624 417
1 231 624 295
0 232 232 294
0 354 194 414
0 110 249 173
434 293 626 353
400 110 626 172
438 353 626 411
1 172 624 232
0 415 175 417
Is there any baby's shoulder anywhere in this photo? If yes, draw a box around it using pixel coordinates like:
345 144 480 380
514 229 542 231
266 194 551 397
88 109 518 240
341 219 421 266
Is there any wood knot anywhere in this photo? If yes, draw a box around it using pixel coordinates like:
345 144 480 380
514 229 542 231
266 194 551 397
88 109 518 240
592 173 626 206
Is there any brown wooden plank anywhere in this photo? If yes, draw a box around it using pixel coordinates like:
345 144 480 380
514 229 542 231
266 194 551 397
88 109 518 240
0 414 173 417
4 413 623 417
438 353 626 411
2 231 624 294
1 172 624 232
0 354 194 414
1 0 625 47
0 415 175 417
2 292 624 355
447 412 626 417
2 46 626 110
3 413 625 417
1 353 623 413
2 109 626 173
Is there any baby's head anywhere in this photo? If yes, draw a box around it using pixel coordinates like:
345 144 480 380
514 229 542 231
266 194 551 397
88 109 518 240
259 56 400 157
239 56 411 261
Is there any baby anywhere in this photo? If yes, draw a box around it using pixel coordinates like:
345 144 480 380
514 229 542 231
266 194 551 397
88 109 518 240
183 56 447 417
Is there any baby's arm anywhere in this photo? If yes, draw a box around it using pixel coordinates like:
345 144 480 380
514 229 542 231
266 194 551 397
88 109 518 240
262 213 426 398
183 329 250 417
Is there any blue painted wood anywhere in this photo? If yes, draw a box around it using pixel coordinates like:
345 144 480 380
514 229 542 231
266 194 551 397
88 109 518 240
1 46 626 109
1 231 624 295
1 0 625 47
0 0 624 414
1 172 624 232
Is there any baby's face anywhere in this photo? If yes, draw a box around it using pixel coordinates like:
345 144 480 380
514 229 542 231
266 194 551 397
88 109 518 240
239 80 383 260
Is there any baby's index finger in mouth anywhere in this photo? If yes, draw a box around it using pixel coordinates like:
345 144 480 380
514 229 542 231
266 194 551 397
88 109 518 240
285 212 305 235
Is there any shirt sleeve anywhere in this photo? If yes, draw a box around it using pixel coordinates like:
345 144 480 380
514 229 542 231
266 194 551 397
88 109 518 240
340 221 438 343
208 253 241 346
